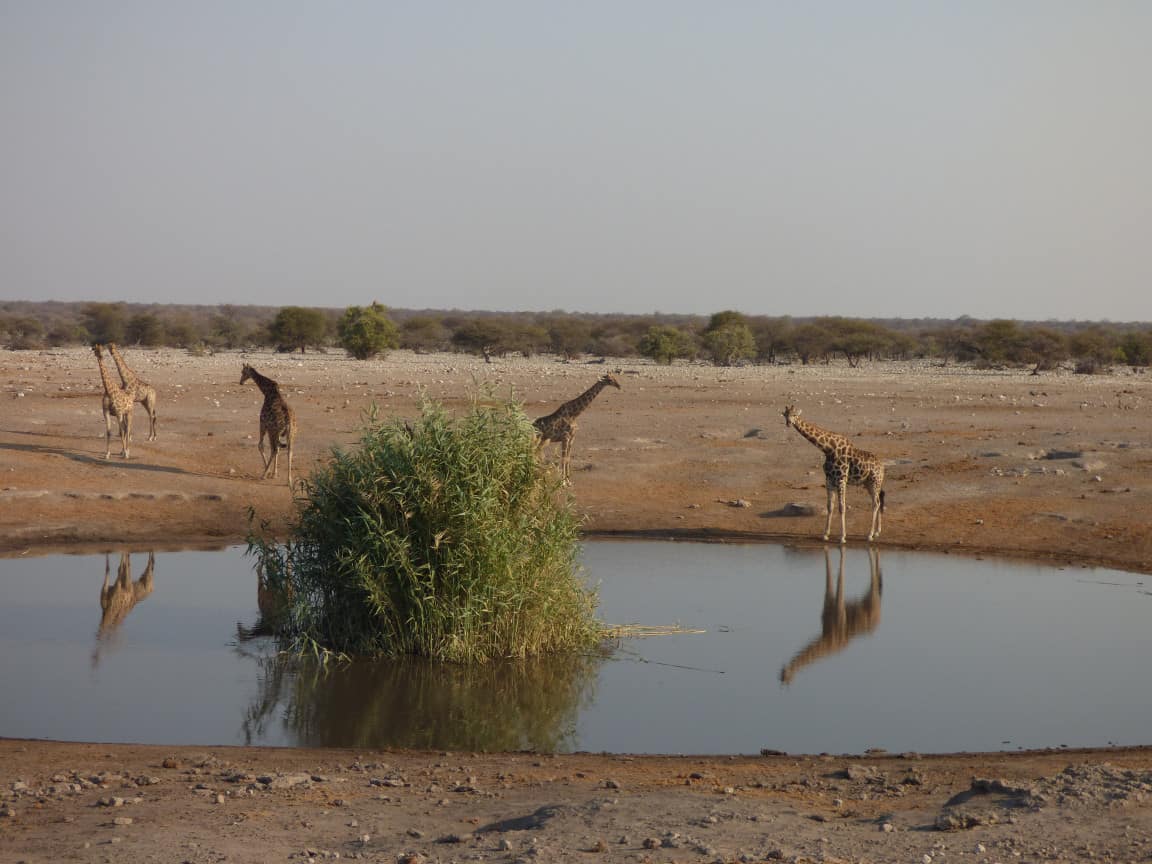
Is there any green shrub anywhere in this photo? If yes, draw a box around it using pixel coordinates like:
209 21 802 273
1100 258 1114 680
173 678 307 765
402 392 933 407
337 302 399 360
248 396 599 662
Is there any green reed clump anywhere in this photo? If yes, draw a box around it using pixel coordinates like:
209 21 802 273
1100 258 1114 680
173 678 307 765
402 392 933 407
248 397 599 662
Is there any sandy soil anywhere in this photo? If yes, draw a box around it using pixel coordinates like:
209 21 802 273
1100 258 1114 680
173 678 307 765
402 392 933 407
3 347 1152 862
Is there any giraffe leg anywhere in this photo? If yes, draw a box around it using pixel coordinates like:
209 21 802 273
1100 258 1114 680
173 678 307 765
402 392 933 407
868 487 882 541
265 440 279 479
560 433 574 485
121 413 132 460
822 486 834 541
838 482 847 544
145 393 157 441
285 433 294 487
257 427 274 476
104 413 114 460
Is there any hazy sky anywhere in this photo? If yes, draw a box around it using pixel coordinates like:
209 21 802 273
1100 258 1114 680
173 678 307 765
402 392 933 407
2 3 1149 320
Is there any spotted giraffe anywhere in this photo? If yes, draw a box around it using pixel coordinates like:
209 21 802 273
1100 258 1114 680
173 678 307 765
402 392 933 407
780 546 882 684
533 373 621 483
240 363 297 486
107 343 158 441
782 405 885 543
93 344 135 460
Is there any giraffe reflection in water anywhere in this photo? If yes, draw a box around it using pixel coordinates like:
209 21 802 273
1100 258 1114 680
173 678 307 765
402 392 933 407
92 551 155 668
235 561 290 642
780 547 882 685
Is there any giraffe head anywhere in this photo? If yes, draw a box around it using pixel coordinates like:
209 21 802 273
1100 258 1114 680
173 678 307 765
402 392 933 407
601 373 621 390
239 363 255 386
782 405 801 427
92 343 104 360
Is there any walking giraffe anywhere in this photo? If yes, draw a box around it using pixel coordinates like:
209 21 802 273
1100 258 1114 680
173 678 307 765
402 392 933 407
107 342 158 441
782 405 885 543
93 344 135 460
240 363 297 486
533 373 621 483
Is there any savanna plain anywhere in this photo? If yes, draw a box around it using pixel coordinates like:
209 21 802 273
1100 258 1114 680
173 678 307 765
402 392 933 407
3 347 1152 863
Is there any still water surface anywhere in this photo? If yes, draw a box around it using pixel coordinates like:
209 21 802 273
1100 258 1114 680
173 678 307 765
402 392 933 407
0 542 1148 754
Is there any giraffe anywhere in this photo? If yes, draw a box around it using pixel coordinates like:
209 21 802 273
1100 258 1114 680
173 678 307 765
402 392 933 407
780 547 882 684
782 405 885 543
93 343 135 460
93 551 156 668
240 363 297 486
532 373 621 483
107 342 158 441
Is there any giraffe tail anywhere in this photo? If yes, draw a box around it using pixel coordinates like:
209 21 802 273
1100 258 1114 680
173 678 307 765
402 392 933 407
879 490 886 513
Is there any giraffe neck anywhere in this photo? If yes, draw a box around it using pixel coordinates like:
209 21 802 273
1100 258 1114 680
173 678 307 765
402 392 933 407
108 346 140 389
95 352 120 396
790 417 842 456
249 369 282 400
556 378 610 421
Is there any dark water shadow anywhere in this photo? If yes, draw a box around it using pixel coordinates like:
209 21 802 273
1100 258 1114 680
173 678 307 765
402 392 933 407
780 546 883 685
238 643 604 752
0 438 191 475
92 551 155 668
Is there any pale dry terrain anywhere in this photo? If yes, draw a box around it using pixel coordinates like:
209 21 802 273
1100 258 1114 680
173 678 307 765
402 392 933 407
3 347 1152 862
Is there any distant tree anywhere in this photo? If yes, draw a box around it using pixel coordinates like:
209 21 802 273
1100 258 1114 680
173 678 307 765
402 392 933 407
700 311 755 366
824 318 891 367
791 323 833 365
1117 330 1152 367
452 318 510 361
82 303 127 344
1021 328 1069 373
1 316 44 349
337 302 399 360
886 330 920 361
164 315 203 348
971 320 1026 365
208 307 250 349
1068 327 1117 374
545 317 593 359
45 320 87 347
271 306 328 353
751 317 794 364
125 313 166 347
638 325 696 365
399 316 450 353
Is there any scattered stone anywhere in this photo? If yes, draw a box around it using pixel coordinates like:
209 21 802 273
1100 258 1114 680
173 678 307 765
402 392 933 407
264 773 312 789
936 810 998 831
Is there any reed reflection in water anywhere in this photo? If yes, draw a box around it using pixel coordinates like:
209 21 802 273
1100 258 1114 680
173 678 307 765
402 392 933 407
780 546 882 685
92 551 155 669
239 649 604 751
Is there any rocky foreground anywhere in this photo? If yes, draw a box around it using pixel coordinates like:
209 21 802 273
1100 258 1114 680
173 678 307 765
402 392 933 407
4 740 1152 863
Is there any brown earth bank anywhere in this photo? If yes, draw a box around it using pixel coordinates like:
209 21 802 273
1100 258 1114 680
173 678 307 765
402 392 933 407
2 347 1152 862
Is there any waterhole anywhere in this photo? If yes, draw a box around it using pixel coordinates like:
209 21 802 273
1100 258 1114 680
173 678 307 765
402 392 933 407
0 542 1148 754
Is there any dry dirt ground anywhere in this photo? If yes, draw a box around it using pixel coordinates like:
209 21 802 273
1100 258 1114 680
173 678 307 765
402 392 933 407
3 347 1152 863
